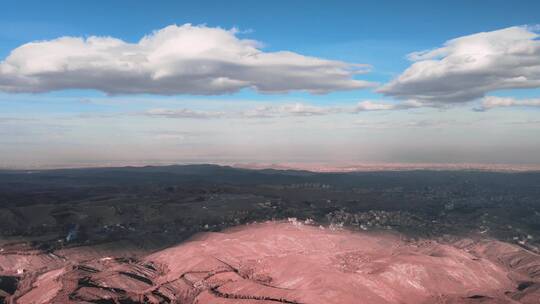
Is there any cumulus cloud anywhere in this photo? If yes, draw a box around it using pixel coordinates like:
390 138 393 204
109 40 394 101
378 26 540 104
474 96 540 111
0 24 375 95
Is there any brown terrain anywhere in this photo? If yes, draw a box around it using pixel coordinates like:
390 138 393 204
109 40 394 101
1 221 540 304
1 165 540 303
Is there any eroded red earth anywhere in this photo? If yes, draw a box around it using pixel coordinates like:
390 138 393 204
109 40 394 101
1 221 540 303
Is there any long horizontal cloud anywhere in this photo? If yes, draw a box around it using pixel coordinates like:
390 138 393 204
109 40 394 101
244 101 420 117
241 103 341 118
143 103 338 119
0 24 375 95
474 96 540 111
143 100 419 119
355 119 458 129
144 108 224 119
353 100 423 112
378 26 540 104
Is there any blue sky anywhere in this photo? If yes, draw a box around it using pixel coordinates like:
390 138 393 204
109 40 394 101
0 1 539 168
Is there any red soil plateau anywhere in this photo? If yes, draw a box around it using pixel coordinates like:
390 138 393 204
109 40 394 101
1 221 540 303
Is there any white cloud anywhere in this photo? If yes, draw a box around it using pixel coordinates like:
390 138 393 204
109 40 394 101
474 96 540 111
354 119 455 129
145 103 340 119
144 100 421 120
354 101 395 111
241 103 340 118
279 103 340 116
0 117 35 123
0 24 375 95
353 100 424 112
379 26 540 104
238 101 419 118
505 119 540 125
144 108 224 119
